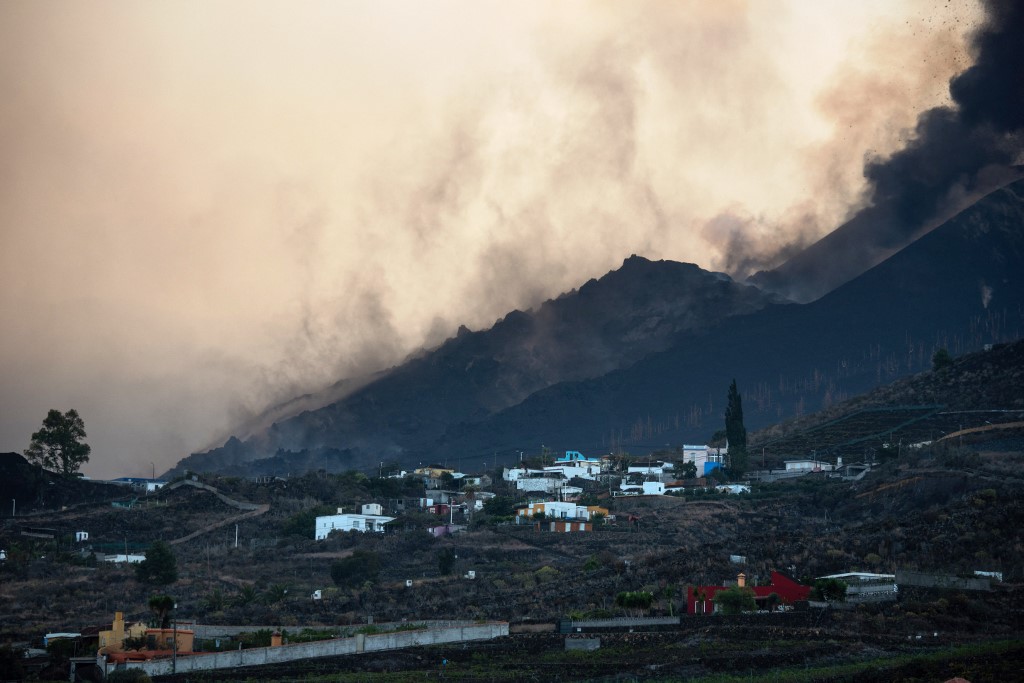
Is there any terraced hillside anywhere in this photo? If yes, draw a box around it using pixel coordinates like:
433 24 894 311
752 339 1024 465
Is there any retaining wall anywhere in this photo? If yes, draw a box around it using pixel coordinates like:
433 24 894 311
558 617 679 634
896 570 992 592
190 619 468 639
107 622 508 678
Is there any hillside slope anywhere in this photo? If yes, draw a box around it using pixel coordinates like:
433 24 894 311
0 453 127 514
172 178 1024 476
750 338 1024 464
412 178 1024 469
173 258 780 475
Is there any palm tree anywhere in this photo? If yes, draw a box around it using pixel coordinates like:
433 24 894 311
262 584 290 605
148 595 175 629
202 589 225 612
232 585 259 608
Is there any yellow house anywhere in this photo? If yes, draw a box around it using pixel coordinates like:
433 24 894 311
413 466 455 479
145 627 194 653
97 612 148 654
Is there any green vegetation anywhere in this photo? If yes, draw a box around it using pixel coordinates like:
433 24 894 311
0 645 25 681
232 585 260 608
812 577 848 602
725 379 748 473
281 505 335 538
202 589 225 612
147 594 175 629
437 547 456 575
614 590 653 610
330 550 380 587
24 408 91 476
262 582 290 604
932 347 953 371
712 585 756 614
135 540 178 585
674 460 698 479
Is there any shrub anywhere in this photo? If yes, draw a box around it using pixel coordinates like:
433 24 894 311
615 591 654 610
281 505 335 538
134 541 178 585
712 586 757 614
331 550 380 587
438 548 456 575
813 578 848 602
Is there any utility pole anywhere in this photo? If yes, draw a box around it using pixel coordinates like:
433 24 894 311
172 602 177 673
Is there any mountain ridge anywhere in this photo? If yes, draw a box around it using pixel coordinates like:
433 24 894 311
170 257 782 476
419 178 1024 468
172 178 1024 476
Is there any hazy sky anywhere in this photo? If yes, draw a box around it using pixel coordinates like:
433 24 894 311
0 1 981 478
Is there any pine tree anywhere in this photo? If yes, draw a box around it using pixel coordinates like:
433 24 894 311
135 541 178 585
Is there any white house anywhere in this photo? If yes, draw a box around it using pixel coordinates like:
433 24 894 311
682 445 726 475
544 463 601 481
619 480 666 495
515 473 568 494
552 450 602 472
642 481 665 495
508 452 604 483
361 503 383 516
503 467 546 481
516 501 608 521
627 461 671 476
315 513 395 539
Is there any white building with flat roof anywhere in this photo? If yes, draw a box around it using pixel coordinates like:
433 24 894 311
681 445 726 475
315 513 395 539
784 460 833 472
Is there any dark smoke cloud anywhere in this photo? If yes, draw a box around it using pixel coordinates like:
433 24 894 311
951 0 1024 132
866 0 1023 230
755 0 1024 301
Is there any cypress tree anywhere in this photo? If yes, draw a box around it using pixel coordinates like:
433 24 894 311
725 379 748 473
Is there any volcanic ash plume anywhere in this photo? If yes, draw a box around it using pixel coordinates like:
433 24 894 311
751 0 1024 302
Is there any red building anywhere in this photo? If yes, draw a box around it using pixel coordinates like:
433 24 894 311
686 571 810 614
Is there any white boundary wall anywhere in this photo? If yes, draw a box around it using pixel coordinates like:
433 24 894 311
106 622 508 677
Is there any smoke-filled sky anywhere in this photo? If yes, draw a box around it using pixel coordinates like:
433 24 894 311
0 1 987 478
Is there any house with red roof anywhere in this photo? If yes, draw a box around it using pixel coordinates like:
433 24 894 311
686 571 810 614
